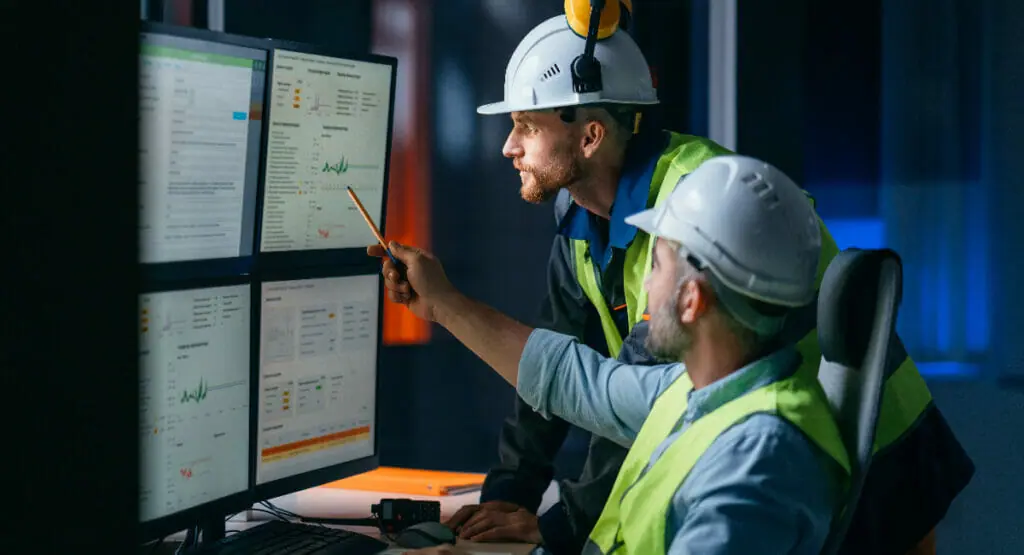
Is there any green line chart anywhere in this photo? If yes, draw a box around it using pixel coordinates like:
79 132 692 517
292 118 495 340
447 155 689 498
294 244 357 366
180 377 209 404
320 156 380 175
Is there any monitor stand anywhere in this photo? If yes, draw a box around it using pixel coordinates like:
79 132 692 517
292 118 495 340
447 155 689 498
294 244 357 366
198 516 226 545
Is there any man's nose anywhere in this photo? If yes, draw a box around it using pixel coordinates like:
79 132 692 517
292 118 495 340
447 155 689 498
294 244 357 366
502 133 523 159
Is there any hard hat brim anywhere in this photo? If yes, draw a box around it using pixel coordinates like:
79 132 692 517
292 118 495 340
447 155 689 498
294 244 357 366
476 100 513 115
477 97 660 115
624 207 661 237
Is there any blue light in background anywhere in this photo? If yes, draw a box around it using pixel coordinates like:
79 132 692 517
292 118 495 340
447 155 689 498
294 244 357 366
823 218 885 250
823 218 984 380
966 189 990 352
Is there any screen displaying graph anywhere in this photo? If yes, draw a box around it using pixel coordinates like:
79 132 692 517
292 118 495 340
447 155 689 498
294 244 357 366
256 275 378 484
138 284 251 522
138 32 266 263
259 49 394 252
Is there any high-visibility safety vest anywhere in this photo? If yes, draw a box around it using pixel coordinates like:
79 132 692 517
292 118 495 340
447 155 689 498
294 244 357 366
571 131 935 550
585 366 851 554
571 132 730 359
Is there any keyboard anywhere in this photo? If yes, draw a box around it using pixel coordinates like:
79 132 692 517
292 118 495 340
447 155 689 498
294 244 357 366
192 520 388 555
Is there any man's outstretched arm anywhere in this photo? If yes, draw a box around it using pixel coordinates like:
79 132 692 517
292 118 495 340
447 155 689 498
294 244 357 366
433 294 533 386
370 241 533 385
370 242 680 444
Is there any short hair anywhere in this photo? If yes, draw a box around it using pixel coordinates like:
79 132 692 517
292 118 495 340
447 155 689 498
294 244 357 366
672 244 789 360
557 104 639 141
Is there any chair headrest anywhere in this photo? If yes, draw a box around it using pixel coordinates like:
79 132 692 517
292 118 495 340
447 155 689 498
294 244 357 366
817 248 903 368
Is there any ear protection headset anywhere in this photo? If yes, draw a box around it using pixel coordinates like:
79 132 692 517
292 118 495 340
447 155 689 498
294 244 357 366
563 0 634 94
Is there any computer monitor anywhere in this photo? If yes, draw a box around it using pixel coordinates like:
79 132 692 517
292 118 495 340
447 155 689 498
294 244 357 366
138 282 254 540
257 47 397 263
254 273 381 498
139 25 267 267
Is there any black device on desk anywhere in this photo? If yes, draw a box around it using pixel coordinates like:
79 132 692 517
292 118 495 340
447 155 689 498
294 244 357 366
138 20 397 555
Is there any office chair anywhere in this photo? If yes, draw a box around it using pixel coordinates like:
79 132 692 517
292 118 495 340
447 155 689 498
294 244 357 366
815 248 905 555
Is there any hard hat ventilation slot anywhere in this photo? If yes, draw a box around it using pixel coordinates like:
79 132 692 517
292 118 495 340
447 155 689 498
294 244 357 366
742 173 781 208
540 63 562 82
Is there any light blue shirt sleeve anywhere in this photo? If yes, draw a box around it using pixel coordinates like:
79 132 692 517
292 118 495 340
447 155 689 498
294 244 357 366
517 329 685 447
666 414 843 555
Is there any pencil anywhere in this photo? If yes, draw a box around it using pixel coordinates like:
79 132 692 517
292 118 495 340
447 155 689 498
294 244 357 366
346 186 401 268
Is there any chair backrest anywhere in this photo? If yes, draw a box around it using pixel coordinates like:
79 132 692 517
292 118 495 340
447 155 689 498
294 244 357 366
815 248 905 555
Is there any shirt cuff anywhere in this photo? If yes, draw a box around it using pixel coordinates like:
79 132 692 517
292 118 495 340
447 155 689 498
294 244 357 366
537 502 582 555
517 329 573 417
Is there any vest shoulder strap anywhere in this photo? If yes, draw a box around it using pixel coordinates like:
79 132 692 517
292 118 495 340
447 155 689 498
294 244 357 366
616 373 850 555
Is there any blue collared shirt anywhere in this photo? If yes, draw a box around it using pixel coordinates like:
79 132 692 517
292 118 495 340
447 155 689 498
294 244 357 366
557 131 669 272
518 329 844 555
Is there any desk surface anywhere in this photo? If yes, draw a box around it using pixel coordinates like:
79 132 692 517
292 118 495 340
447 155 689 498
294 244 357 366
150 482 558 555
271 480 559 522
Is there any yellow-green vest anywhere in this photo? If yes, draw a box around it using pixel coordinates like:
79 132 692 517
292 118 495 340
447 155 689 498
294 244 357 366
586 365 851 554
570 131 933 475
571 132 731 359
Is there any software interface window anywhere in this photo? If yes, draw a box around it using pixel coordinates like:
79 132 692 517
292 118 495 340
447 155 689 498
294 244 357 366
139 33 266 264
138 284 251 522
256 275 379 484
259 49 393 252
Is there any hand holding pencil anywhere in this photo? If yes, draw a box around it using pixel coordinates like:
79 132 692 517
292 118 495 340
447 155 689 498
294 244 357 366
351 187 457 321
347 187 403 270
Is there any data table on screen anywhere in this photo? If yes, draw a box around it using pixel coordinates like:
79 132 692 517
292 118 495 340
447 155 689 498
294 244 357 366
139 34 265 264
138 284 251 521
256 275 378 484
259 49 393 253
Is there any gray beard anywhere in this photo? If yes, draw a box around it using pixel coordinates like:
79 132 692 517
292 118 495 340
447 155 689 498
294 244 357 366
645 297 693 363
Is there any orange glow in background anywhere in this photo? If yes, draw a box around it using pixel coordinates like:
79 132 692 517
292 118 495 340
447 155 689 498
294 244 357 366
373 0 432 345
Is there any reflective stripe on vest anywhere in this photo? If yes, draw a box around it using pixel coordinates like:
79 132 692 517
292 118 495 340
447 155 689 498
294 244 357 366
587 367 851 555
572 133 728 358
573 147 935 459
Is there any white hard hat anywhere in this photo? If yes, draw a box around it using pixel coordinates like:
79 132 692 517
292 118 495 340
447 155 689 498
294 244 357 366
476 15 659 115
625 155 822 333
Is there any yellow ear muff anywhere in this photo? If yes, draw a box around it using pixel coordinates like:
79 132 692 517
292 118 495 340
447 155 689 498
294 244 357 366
564 0 630 40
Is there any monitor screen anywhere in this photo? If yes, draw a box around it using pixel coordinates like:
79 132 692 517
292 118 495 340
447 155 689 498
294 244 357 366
139 32 266 263
256 275 378 485
259 49 394 252
138 284 251 522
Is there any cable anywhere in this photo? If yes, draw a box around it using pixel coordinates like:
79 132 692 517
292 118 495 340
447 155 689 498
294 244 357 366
249 507 291 521
261 500 300 519
143 535 168 554
298 515 378 527
174 527 197 555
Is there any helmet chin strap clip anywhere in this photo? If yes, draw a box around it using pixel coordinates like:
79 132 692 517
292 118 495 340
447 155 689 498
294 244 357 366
571 0 606 94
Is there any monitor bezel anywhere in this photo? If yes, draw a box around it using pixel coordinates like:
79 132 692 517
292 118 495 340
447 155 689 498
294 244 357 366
251 38 399 269
137 273 258 543
138 21 272 277
251 263 383 502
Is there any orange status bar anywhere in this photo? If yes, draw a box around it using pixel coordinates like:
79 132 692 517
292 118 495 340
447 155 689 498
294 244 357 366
261 425 371 458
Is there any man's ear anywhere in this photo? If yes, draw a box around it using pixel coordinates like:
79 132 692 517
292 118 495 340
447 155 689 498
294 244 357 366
579 119 607 159
678 279 710 325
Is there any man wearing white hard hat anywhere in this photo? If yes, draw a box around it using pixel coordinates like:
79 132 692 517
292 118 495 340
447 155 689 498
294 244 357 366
373 155 849 554
408 2 972 554
445 2 731 551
